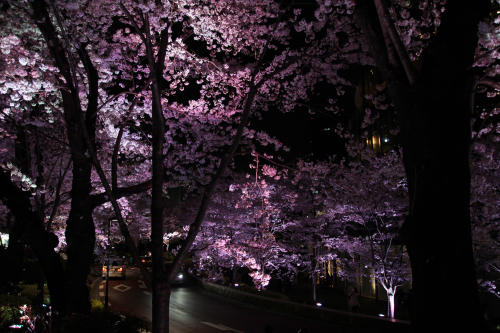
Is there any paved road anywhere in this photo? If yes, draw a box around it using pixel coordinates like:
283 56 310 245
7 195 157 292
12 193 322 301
98 267 349 333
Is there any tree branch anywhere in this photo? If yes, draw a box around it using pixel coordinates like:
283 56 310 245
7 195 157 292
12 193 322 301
112 77 152 190
119 2 147 45
91 179 154 209
46 159 71 230
477 78 500 91
373 0 417 85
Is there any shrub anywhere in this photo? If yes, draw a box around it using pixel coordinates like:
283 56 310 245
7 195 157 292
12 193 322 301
235 284 289 301
0 294 31 326
53 311 150 333
18 284 50 304
90 299 104 312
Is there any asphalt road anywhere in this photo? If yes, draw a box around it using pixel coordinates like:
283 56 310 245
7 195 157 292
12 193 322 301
98 267 348 333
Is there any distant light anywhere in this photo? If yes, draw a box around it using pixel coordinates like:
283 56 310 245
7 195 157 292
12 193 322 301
234 284 239 287
316 303 322 306
364 266 368 268
379 314 385 317
178 274 183 278
384 138 389 142
9 324 23 329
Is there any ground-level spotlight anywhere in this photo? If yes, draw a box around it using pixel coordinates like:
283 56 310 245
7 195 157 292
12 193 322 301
379 314 385 317
316 303 322 307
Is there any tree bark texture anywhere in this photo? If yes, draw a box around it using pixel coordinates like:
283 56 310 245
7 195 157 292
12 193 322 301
354 1 491 332
32 0 102 314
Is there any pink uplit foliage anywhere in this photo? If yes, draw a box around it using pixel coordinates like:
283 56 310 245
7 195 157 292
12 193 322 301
471 127 500 298
291 149 411 318
191 155 291 290
1 0 499 331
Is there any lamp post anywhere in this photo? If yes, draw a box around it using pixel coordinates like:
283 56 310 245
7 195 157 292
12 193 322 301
105 218 111 309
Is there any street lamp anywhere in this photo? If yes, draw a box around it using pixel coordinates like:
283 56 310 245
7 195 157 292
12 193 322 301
104 218 113 309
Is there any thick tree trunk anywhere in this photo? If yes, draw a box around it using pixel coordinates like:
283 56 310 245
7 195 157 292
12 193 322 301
0 169 68 314
398 2 489 331
61 87 96 314
354 1 492 332
29 0 98 314
152 278 171 332
4 218 25 286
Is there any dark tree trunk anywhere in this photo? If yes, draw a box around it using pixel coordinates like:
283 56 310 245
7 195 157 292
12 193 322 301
232 266 239 284
29 0 98 314
4 215 25 287
354 1 491 332
311 249 317 302
0 169 68 314
60 86 96 314
152 277 171 332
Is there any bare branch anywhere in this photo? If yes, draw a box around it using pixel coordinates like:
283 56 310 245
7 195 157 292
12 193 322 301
46 159 71 230
97 91 146 112
91 179 154 209
477 78 500 91
373 0 400 68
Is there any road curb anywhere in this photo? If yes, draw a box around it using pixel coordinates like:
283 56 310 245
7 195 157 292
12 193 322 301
90 277 103 303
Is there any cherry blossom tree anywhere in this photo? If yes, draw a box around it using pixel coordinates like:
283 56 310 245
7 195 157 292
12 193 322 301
2 1 498 332
1 1 360 331
285 148 411 318
351 1 492 331
191 156 292 290
470 89 500 299
126 2 362 331
327 150 410 319
282 160 342 303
